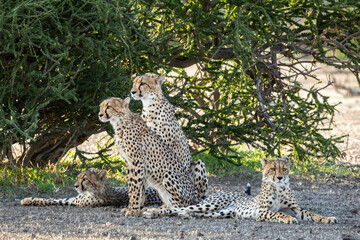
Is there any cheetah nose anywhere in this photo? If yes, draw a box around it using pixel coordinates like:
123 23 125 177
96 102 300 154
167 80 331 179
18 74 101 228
98 114 103 118
131 91 137 95
74 185 79 188
277 176 283 180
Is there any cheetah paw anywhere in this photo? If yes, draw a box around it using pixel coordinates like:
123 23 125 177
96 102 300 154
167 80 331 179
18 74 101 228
177 211 191 219
20 197 32 205
121 208 140 217
284 216 298 224
142 209 160 219
323 217 338 224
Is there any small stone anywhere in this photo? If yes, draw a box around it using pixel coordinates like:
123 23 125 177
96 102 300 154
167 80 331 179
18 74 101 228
350 209 358 215
196 230 204 236
129 236 136 240
342 234 355 240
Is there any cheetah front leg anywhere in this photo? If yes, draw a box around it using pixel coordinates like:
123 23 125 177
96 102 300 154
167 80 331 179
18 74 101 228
257 208 298 224
280 191 337 224
288 207 338 224
121 167 145 217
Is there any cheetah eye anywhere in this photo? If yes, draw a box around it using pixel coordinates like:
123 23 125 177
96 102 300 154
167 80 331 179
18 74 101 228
270 168 276 171
105 105 113 112
139 82 144 86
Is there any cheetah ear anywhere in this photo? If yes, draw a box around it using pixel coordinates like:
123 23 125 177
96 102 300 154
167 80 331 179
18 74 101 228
260 157 268 167
282 156 290 162
131 73 137 80
123 97 131 107
157 74 166 85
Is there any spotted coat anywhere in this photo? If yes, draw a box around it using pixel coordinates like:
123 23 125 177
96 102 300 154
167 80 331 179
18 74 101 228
21 168 162 207
144 157 338 224
99 97 197 216
131 73 208 200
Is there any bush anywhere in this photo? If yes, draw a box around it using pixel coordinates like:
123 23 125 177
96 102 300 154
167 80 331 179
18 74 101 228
0 0 137 166
1 0 359 167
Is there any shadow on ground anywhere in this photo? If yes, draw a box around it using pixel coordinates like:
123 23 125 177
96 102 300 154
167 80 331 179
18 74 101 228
1 175 359 240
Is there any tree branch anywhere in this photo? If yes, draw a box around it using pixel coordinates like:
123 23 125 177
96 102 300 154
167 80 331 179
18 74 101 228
166 47 234 68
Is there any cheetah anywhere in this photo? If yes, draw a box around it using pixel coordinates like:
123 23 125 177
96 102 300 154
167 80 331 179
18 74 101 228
144 157 338 224
21 168 162 207
99 97 197 216
131 73 208 200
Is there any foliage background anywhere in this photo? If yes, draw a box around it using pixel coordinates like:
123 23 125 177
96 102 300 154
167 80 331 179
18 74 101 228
1 0 359 167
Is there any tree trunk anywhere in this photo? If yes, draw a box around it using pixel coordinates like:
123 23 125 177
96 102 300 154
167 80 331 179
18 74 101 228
18 123 98 167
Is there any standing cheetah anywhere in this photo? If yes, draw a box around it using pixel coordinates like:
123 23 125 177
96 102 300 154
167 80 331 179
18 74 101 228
99 97 197 216
131 73 208 200
144 157 338 224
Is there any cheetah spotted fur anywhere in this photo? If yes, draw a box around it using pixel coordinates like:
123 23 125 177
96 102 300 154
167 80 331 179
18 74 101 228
144 157 338 224
99 97 197 216
131 73 208 200
21 168 162 207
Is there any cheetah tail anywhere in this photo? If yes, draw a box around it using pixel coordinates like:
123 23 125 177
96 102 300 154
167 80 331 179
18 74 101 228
245 183 251 196
21 197 76 206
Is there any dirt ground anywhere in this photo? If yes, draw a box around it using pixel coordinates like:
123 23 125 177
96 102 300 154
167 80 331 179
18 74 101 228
1 65 360 240
0 175 359 240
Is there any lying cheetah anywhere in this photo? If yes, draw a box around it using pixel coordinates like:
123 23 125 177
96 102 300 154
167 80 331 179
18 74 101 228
144 157 338 224
131 73 208 200
99 97 197 216
21 168 162 207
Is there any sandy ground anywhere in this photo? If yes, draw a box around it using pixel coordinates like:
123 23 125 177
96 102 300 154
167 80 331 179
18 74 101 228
0 175 359 240
1 65 359 240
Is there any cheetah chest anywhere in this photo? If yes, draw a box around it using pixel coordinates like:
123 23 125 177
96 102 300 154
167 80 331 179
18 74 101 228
267 188 288 212
115 136 134 169
268 195 282 212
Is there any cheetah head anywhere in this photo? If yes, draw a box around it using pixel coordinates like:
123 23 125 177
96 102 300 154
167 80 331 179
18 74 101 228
261 156 290 188
130 73 166 100
98 97 131 123
75 168 107 195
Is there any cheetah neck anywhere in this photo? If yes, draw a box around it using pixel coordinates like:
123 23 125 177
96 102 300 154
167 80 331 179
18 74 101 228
141 93 167 108
112 113 142 135
141 94 175 123
259 181 290 196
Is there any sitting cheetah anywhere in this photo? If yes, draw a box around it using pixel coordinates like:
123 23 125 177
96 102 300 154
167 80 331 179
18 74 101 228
144 157 338 224
131 73 208 200
99 97 197 216
21 168 162 207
